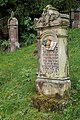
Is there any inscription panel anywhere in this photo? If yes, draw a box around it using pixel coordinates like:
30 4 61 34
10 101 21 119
41 36 59 76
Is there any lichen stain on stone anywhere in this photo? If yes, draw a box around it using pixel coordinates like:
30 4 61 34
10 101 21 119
63 89 71 100
43 5 57 11
58 83 64 88
36 81 44 93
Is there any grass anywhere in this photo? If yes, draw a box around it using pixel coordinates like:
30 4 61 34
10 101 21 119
0 28 80 120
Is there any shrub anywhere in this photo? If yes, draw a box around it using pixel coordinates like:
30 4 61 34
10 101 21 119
21 16 37 46
0 39 9 51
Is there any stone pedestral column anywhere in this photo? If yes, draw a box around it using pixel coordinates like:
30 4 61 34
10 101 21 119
8 11 19 52
34 5 71 99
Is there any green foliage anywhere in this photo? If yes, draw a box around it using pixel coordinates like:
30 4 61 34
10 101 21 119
20 68 32 82
0 39 9 51
0 0 80 41
21 16 37 46
0 29 80 119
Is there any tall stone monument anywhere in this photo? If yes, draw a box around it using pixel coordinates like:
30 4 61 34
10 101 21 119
32 5 71 111
8 11 19 52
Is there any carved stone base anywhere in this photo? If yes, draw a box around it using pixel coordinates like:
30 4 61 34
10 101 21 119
36 77 71 98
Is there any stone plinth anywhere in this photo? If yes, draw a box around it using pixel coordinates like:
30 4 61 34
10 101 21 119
34 5 71 98
8 11 19 52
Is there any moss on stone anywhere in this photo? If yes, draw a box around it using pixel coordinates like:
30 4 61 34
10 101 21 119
31 93 69 112
43 5 57 12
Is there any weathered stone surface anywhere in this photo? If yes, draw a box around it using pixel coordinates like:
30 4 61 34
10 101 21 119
36 79 71 96
32 5 71 111
34 5 69 28
8 11 19 52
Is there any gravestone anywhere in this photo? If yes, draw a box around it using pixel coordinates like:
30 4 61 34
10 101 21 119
32 5 71 110
72 7 80 28
8 11 19 52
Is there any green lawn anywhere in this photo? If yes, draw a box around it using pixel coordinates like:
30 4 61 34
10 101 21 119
0 28 80 120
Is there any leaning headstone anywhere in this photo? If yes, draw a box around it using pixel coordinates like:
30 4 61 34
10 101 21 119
32 5 71 112
8 11 19 52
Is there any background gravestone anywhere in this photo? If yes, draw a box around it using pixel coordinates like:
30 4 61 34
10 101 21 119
72 7 80 28
8 11 19 52
32 5 71 111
